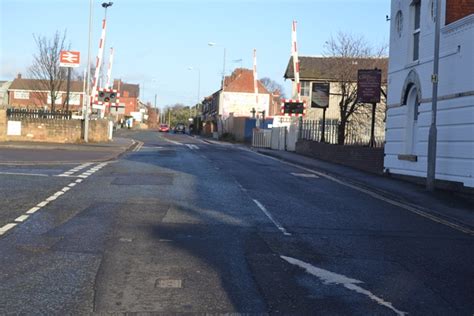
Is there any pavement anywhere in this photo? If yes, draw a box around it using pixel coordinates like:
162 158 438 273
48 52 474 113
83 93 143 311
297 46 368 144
0 137 135 164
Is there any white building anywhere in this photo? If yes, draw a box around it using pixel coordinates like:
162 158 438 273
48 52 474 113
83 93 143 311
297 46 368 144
385 0 474 188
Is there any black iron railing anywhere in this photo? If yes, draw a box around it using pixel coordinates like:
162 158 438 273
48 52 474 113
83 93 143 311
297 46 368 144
6 109 72 120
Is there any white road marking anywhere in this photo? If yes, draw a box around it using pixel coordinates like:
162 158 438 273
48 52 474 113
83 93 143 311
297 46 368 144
281 256 407 316
291 172 320 178
132 141 144 152
185 144 199 150
58 162 93 177
162 137 183 146
252 199 291 236
0 172 49 177
0 223 17 236
37 201 49 207
26 207 41 214
1 174 90 238
14 215 29 222
252 151 474 236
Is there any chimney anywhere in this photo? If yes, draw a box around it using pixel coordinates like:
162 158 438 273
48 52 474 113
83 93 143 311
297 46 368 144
17 73 22 79
114 79 121 91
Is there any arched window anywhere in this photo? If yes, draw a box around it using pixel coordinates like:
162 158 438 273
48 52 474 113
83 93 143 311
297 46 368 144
405 85 419 154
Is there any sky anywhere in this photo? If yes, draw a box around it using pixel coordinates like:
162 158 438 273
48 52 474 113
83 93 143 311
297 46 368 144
0 0 390 108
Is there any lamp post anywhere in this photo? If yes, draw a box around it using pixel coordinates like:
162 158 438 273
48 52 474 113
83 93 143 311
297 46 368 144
426 0 441 191
188 66 201 117
83 0 94 142
208 42 226 90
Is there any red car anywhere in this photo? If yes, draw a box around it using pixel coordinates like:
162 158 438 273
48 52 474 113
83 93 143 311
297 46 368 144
159 124 170 132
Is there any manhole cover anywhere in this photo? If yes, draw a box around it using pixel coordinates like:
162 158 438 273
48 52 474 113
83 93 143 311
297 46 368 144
111 174 174 185
156 279 182 288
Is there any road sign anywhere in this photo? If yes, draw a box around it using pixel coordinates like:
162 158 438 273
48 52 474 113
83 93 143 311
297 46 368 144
311 83 329 108
59 51 80 68
357 69 382 103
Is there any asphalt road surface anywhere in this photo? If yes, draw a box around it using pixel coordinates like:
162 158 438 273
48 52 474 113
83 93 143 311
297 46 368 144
0 130 472 315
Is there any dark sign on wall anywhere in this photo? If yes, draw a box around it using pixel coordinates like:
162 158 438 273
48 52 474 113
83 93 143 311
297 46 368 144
311 82 330 108
357 69 382 103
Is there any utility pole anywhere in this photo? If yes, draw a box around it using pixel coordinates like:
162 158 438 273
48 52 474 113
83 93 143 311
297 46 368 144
427 0 441 191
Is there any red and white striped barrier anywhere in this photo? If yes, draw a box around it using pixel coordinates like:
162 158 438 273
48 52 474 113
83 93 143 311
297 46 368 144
291 20 301 100
105 47 114 89
91 18 108 110
253 48 259 106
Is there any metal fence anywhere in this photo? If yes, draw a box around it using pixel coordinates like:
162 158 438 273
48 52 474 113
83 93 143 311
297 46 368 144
6 109 72 120
299 119 385 147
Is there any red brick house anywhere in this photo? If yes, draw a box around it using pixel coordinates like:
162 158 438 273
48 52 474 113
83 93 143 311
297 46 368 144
112 79 139 115
8 74 85 110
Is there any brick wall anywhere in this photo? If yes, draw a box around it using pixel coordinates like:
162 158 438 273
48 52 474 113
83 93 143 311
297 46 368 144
446 0 474 25
296 140 385 174
0 109 110 143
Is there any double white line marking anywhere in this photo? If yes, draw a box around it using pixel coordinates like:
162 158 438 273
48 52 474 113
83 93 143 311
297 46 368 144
0 162 108 237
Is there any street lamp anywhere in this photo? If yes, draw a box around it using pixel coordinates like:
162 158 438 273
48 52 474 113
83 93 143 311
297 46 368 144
208 42 226 90
188 66 201 117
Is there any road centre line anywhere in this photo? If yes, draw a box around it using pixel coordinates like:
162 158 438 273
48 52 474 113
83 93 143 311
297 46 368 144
281 256 407 316
26 207 41 214
161 137 183 146
0 223 17 236
253 199 292 236
37 201 49 207
251 151 474 236
14 215 29 223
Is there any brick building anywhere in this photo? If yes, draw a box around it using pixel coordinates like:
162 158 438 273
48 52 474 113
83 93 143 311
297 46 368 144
111 79 140 116
8 74 85 111
385 0 474 188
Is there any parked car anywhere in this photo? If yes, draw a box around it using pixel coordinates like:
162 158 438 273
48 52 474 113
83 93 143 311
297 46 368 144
174 123 186 134
159 124 170 132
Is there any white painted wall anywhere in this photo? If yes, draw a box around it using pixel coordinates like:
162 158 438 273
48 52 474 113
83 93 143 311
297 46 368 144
385 0 474 188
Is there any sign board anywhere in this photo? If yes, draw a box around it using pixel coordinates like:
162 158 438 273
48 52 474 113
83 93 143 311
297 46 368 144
357 69 382 103
311 82 330 108
59 51 80 68
221 92 269 119
281 99 306 116
93 88 120 109
7 121 22 136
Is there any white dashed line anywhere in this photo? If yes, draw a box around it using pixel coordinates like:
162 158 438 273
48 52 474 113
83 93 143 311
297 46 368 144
0 172 49 177
26 207 41 214
57 162 93 177
14 215 29 222
253 199 291 236
0 162 110 238
291 172 320 178
0 223 17 236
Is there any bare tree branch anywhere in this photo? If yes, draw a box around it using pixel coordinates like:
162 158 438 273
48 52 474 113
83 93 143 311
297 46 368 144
28 30 70 111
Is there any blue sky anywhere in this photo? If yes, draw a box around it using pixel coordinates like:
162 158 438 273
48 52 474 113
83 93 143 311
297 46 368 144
0 0 390 107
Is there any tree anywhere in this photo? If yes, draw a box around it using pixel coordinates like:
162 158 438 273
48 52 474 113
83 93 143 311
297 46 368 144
29 30 69 111
323 32 387 144
163 103 192 127
260 77 286 98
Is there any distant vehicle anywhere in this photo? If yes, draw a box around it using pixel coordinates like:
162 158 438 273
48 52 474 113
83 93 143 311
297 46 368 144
159 124 170 132
174 123 186 134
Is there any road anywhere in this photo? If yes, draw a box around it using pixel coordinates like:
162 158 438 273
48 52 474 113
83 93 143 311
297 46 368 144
0 130 472 315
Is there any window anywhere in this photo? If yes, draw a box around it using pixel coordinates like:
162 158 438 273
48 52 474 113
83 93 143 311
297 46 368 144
48 92 62 104
412 0 421 61
300 81 310 97
395 10 404 37
14 91 29 100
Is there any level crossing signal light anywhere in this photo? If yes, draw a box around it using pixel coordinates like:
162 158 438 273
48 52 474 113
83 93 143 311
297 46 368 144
98 91 117 103
282 101 305 115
